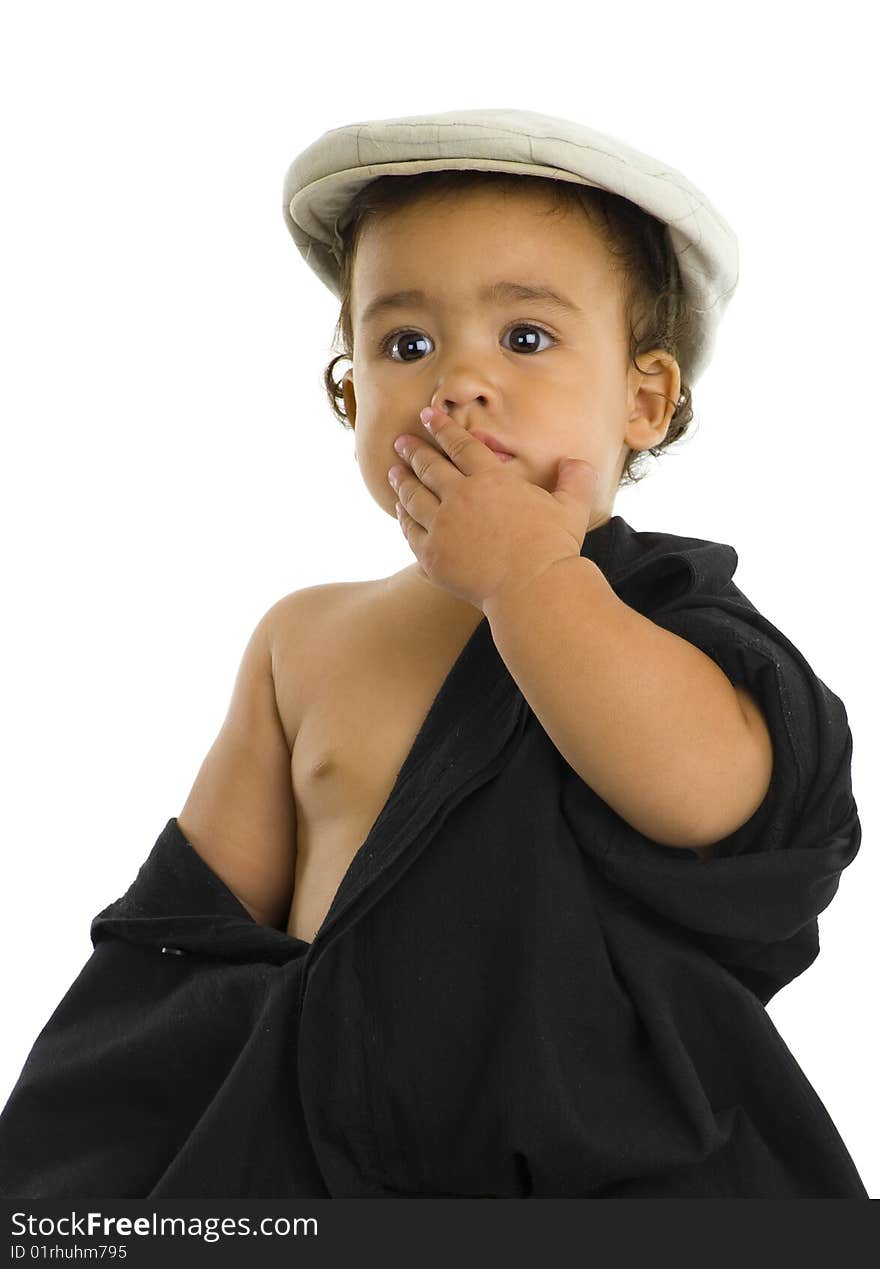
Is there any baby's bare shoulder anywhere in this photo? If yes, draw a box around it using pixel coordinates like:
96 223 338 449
267 578 358 630
267 568 402 644
265 577 383 748
266 578 359 668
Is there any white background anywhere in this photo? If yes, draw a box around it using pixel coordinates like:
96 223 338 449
1 0 876 1197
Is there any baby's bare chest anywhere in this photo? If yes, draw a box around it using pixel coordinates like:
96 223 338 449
272 579 484 942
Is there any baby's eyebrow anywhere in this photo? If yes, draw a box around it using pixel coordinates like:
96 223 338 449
360 280 584 326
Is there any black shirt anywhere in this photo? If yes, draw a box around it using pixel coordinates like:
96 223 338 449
0 515 868 1198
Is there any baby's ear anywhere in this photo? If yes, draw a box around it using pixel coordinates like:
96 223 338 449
341 370 357 422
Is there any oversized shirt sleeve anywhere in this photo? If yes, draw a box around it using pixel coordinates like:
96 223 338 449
0 819 326 1199
566 535 862 1005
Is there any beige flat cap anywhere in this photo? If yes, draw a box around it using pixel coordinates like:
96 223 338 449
282 107 739 384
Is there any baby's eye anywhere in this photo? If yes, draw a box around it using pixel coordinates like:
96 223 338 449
379 323 557 362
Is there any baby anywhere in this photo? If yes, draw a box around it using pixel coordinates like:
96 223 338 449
0 109 866 1200
178 162 773 942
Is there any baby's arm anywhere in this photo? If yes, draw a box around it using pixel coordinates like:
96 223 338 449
484 557 774 852
178 600 297 930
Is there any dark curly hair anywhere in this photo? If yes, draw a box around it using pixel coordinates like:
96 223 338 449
321 169 697 487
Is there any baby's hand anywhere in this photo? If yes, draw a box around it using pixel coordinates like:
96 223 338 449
387 406 599 612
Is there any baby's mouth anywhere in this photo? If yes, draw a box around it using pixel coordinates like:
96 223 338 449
469 428 516 459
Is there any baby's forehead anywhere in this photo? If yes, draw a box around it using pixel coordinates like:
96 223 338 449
361 197 604 278
359 244 611 324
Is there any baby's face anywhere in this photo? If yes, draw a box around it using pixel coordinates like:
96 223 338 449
344 184 679 528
